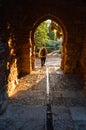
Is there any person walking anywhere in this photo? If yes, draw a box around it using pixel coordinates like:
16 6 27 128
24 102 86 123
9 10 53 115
39 44 47 67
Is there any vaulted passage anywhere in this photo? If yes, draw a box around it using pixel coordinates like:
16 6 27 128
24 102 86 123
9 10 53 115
0 0 86 129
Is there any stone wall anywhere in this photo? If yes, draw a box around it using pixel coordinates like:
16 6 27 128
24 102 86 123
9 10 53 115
31 44 35 70
0 26 9 114
7 36 19 96
7 27 32 96
81 34 86 91
19 43 32 74
15 29 32 75
0 0 86 113
61 22 85 75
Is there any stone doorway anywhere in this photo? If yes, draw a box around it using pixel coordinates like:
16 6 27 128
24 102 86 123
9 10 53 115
6 14 67 97
0 0 85 120
31 14 67 72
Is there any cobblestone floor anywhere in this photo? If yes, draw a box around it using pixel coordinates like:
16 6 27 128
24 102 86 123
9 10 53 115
50 71 86 130
0 55 86 130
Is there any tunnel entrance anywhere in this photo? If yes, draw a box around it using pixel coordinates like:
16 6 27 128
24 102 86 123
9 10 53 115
6 13 68 97
6 13 85 100
34 19 63 69
31 14 67 72
0 10 85 130
0 2 86 129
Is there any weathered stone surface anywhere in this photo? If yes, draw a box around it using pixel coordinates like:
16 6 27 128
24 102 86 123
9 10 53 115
0 56 86 129
0 1 86 129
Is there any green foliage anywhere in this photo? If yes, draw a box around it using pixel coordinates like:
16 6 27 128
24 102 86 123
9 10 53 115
46 47 52 53
57 47 61 54
47 25 55 40
34 20 63 54
45 40 62 53
34 21 49 48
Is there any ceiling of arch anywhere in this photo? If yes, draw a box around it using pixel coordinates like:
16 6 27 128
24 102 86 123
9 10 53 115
0 0 85 28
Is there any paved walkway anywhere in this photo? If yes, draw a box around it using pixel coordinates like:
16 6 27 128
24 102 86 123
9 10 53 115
0 55 86 130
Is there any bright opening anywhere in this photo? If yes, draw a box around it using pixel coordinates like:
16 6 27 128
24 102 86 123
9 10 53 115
34 19 63 68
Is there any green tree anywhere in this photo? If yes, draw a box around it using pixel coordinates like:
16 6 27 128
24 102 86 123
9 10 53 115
34 21 49 49
47 22 55 40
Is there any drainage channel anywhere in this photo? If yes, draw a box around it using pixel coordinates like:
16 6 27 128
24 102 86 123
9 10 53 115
46 66 54 130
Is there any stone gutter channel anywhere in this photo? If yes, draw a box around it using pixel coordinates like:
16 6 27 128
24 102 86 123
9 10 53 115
46 66 54 130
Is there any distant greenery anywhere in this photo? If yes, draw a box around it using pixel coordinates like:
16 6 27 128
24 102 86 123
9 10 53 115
47 25 55 40
34 21 49 48
45 40 62 54
34 20 63 54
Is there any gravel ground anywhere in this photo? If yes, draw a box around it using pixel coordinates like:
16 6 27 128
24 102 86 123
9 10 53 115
0 55 86 130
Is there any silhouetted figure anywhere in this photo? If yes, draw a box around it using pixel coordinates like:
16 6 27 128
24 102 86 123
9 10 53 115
39 44 47 67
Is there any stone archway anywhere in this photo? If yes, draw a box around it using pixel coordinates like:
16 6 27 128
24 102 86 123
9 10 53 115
31 13 68 71
0 0 85 116
5 13 86 98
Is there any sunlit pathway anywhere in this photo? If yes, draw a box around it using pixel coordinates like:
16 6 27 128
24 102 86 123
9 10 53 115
0 55 86 130
8 67 47 106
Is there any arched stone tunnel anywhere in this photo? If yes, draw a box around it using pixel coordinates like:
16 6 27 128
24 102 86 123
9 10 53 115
0 0 86 114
